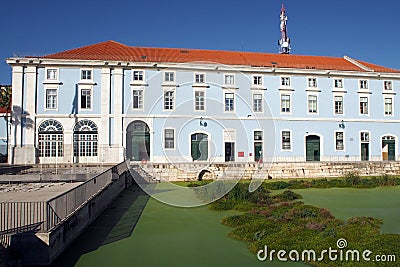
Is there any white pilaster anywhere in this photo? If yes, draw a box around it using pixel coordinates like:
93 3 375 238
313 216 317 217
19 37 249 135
100 67 111 145
113 68 124 161
24 66 37 147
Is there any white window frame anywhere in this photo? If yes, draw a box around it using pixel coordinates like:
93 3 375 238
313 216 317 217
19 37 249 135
384 80 393 91
194 90 206 111
194 73 206 84
164 128 175 150
384 96 394 116
224 74 235 86
164 71 175 83
252 93 263 113
224 92 235 112
132 89 144 110
359 95 369 116
281 130 292 152
334 78 343 89
163 89 175 111
79 87 93 111
132 70 145 83
252 75 263 87
45 88 58 110
280 93 292 114
359 79 369 90
333 94 344 115
45 68 59 81
280 76 291 87
307 77 317 88
81 69 93 81
334 131 345 152
307 94 318 115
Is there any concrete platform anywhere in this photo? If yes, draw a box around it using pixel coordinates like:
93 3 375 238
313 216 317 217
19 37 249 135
0 182 83 202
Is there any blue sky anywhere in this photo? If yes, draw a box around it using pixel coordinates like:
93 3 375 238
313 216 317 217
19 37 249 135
1 0 399 84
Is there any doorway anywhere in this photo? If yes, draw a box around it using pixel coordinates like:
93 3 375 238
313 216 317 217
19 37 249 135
191 133 208 161
126 121 150 161
382 136 395 161
225 142 235 162
306 135 320 161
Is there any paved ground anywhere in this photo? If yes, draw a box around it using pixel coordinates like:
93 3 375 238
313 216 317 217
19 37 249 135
0 182 83 202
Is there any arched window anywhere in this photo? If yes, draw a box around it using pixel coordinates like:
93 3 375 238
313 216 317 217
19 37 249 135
38 119 64 157
73 120 98 157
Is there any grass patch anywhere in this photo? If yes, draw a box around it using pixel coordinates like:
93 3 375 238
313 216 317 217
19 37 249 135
212 182 400 266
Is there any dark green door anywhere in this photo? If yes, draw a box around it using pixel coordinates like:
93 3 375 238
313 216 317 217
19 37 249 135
382 140 395 161
191 133 208 161
254 142 262 161
126 121 150 161
306 135 320 161
361 143 369 161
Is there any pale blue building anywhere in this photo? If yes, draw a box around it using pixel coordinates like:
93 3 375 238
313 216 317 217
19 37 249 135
5 41 400 165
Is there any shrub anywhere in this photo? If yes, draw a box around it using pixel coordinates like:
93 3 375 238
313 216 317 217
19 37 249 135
344 171 361 186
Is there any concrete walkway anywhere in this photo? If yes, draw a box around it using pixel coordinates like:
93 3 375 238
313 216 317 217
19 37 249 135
0 182 83 202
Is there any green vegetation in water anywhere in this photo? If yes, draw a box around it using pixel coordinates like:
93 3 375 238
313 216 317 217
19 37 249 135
210 182 400 267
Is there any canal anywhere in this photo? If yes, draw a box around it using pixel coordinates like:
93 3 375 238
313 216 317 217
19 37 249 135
51 184 400 267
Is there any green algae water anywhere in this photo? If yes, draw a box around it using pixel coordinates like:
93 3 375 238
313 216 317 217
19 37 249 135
294 186 400 234
53 185 400 267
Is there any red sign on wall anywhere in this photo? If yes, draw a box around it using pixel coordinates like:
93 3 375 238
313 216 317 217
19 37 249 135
238 152 245 157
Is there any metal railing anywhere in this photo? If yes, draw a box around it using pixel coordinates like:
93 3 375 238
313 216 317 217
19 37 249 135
0 202 60 234
46 160 128 225
0 160 129 234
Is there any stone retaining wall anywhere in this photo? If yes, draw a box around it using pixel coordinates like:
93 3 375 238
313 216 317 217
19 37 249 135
141 162 400 181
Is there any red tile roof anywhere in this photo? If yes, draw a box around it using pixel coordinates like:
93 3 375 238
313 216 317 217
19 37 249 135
40 40 399 73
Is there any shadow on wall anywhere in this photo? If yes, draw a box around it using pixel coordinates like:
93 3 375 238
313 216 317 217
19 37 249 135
10 106 34 163
49 183 152 267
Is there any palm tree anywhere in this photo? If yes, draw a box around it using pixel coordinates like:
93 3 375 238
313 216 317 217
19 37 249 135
0 85 11 162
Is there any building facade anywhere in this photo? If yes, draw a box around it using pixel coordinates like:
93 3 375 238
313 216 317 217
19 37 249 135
5 41 400 165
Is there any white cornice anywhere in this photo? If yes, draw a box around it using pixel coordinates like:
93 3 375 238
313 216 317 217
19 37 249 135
6 57 400 80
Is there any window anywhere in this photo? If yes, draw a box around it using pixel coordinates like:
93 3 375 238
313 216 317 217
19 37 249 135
81 89 92 109
360 80 368 90
195 73 205 83
335 132 344 151
385 98 393 115
254 131 263 141
282 131 291 150
195 91 205 111
133 70 144 81
334 96 343 114
281 77 291 86
81 70 92 80
308 78 317 88
360 97 368 114
225 93 234 111
38 120 63 157
164 90 174 110
224 74 235 85
46 69 58 80
361 132 369 142
334 79 343 88
73 120 98 157
132 90 143 109
384 81 393 90
281 94 291 113
164 72 175 83
253 94 262 112
253 75 262 86
308 95 317 113
46 89 57 109
164 129 174 149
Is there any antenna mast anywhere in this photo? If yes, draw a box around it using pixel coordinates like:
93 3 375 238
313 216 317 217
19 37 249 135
278 3 291 54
